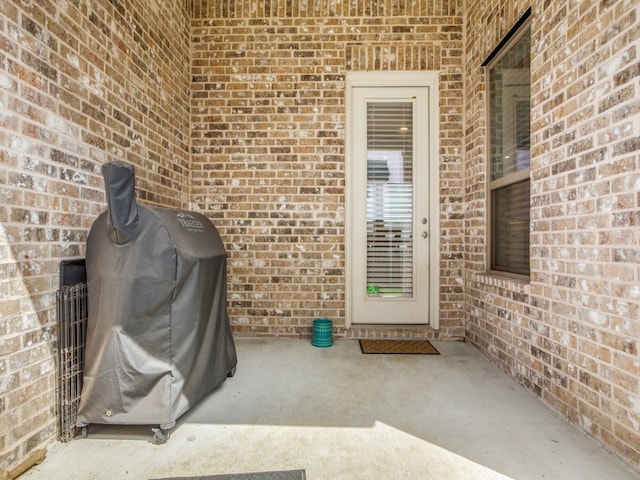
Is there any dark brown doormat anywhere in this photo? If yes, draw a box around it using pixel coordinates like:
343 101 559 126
151 470 305 480
359 339 440 355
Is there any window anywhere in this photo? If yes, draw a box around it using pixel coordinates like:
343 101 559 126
486 18 531 276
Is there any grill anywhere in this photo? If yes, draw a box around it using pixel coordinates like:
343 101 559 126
76 161 237 443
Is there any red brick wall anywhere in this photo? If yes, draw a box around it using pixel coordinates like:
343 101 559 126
464 0 640 470
0 0 190 471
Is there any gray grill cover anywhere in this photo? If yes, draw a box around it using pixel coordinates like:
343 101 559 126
77 162 237 430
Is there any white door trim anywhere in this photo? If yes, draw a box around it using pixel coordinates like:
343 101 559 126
345 71 440 329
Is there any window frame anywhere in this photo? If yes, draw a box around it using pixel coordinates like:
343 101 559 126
485 18 532 279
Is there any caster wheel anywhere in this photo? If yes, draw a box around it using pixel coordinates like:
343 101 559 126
151 427 169 445
227 366 236 377
81 427 88 439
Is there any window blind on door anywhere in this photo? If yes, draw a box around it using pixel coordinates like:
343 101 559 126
366 101 414 297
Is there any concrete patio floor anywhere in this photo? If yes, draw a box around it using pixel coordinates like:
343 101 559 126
19 337 640 480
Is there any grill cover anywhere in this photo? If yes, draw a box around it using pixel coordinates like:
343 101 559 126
77 162 237 430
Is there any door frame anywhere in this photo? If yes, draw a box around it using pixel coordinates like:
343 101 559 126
345 71 440 329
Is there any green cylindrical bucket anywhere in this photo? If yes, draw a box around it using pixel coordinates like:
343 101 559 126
312 318 333 348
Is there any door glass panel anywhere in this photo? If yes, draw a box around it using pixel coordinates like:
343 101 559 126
366 101 413 298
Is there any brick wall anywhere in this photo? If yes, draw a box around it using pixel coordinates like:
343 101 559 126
0 0 191 471
189 0 466 339
1 0 637 475
464 0 640 470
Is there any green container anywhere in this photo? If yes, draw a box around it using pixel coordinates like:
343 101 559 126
312 318 333 348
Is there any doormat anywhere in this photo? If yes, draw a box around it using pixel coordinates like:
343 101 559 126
151 470 306 480
359 339 440 355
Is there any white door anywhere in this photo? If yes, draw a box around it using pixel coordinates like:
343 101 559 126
346 72 438 326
